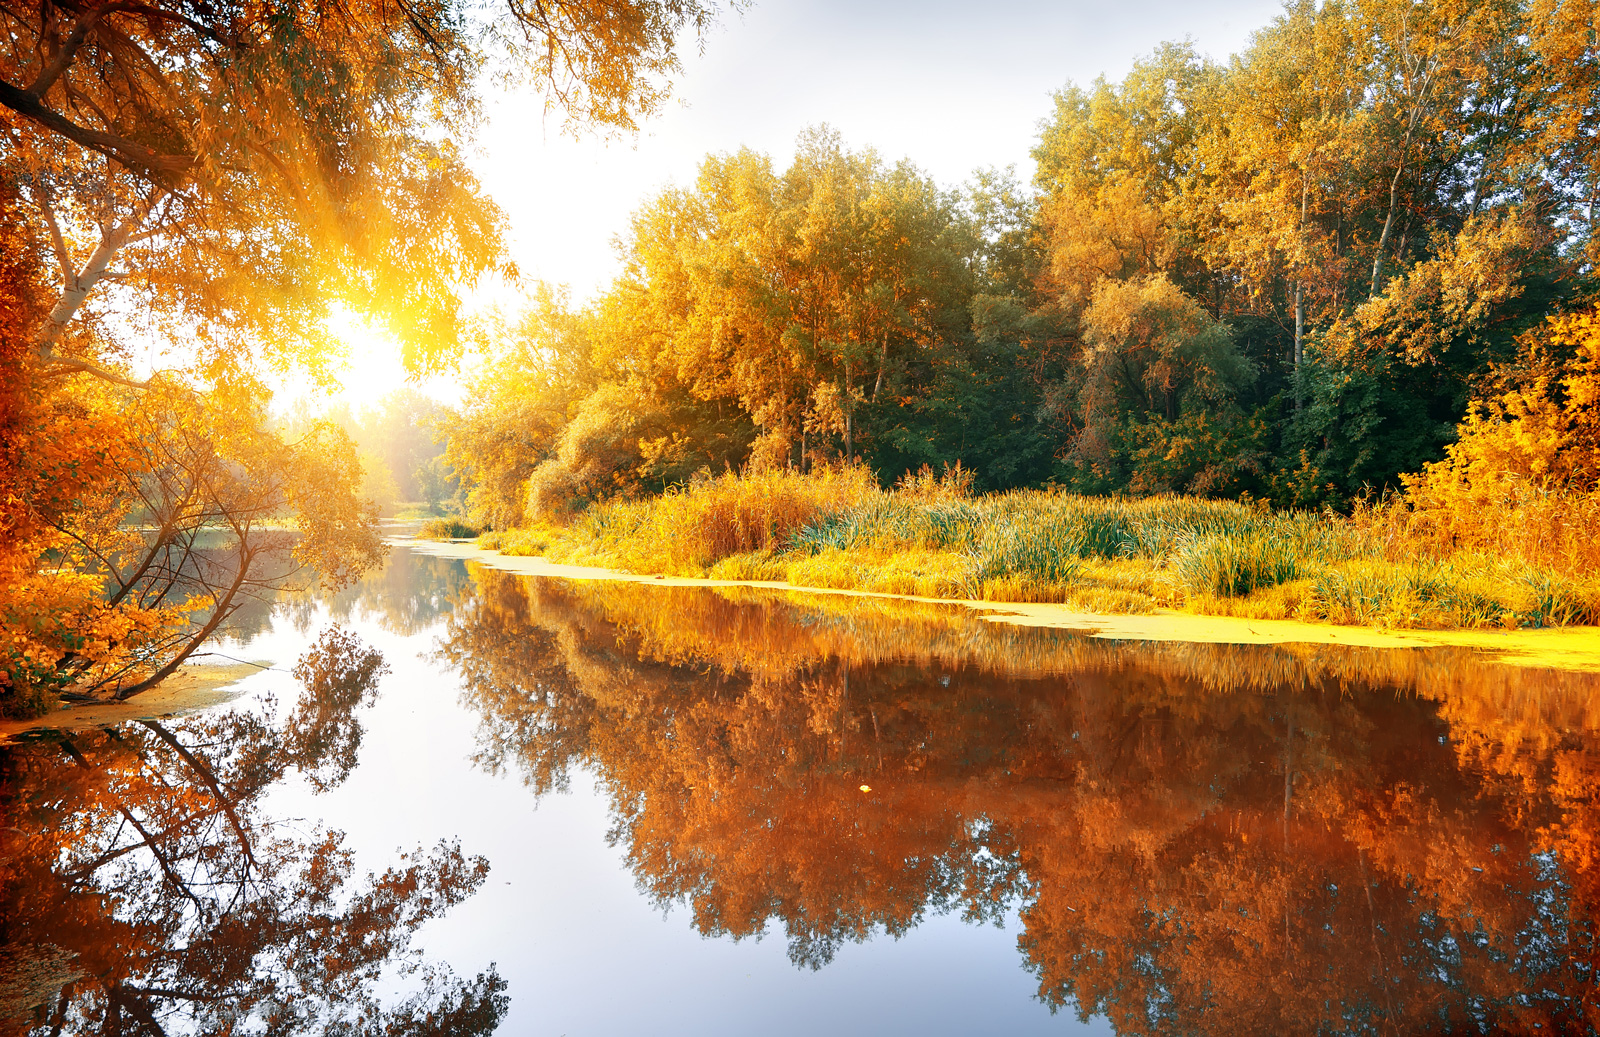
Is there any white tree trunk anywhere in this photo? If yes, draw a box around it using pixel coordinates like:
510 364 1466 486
36 221 135 353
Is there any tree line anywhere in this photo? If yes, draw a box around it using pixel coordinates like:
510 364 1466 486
447 0 1600 529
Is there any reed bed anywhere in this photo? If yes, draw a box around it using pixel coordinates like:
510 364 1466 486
482 466 1600 630
416 517 486 540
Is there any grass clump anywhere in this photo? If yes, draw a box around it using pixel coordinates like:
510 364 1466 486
417 517 484 540
707 550 791 582
1173 532 1301 597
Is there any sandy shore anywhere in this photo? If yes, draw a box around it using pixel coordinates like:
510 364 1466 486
403 537 1600 674
0 662 263 742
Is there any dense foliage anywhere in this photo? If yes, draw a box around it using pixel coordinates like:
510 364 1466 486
448 0 1600 527
0 0 732 717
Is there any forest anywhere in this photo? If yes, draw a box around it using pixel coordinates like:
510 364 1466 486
449 0 1599 515
444 0 1600 630
5 0 1600 720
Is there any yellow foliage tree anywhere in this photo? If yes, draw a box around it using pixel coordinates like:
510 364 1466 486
1397 308 1600 570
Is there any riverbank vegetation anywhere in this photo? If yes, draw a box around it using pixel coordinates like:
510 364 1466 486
445 0 1600 631
478 449 1600 630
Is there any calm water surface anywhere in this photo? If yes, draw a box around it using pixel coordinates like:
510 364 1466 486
8 544 1600 1035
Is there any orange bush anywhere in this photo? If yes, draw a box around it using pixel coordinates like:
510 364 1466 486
1378 309 1600 576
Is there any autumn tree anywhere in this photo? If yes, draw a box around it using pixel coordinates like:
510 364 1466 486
449 127 985 518
0 0 739 716
1 0 735 380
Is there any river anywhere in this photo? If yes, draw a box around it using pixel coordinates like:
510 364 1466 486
6 542 1600 1035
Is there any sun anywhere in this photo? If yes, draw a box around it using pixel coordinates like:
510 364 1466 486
276 302 465 415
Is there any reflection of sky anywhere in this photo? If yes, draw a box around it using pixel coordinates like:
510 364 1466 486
235 552 1106 1035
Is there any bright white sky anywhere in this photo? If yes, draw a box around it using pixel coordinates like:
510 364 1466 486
324 0 1287 411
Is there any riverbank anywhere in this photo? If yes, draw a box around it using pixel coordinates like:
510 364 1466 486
0 662 260 742
435 469 1600 634
403 537 1600 674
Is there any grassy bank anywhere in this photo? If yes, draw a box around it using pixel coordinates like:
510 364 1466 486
474 467 1600 631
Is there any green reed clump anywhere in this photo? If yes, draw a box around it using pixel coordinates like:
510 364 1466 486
1173 532 1302 596
1299 559 1600 628
966 520 1082 590
1519 572 1600 627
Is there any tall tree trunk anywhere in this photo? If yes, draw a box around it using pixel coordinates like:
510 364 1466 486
872 331 888 400
37 223 134 351
1370 70 1433 297
844 358 854 459
1294 175 1307 408
34 189 166 378
1293 282 1304 400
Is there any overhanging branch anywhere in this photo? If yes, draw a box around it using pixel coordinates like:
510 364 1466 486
0 77 192 184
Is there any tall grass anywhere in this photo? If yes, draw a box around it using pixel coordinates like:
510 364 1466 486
479 466 1600 630
1172 533 1300 597
1356 483 1600 579
539 465 881 575
417 517 485 540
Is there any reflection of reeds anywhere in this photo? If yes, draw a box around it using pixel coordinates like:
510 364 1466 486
457 569 1600 752
480 469 1600 630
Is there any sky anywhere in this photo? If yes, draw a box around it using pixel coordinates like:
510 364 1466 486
326 0 1287 411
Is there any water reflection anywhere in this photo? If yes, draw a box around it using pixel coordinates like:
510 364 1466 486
0 628 504 1036
266 539 477 638
437 568 1600 1035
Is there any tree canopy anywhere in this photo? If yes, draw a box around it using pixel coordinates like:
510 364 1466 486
0 0 737 715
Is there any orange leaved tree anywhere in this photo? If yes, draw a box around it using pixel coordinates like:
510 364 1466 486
1393 308 1600 573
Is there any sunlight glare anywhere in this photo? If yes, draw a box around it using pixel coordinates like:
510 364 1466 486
278 302 466 415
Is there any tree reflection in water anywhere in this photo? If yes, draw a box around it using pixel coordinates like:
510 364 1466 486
439 569 1600 1035
0 627 505 1037
229 542 478 644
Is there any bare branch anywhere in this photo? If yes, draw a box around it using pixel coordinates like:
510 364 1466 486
32 182 77 283
26 8 104 97
39 354 149 387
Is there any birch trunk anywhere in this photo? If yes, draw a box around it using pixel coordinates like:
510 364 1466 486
36 219 136 353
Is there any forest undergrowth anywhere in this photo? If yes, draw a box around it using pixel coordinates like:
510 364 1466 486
469 463 1600 631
